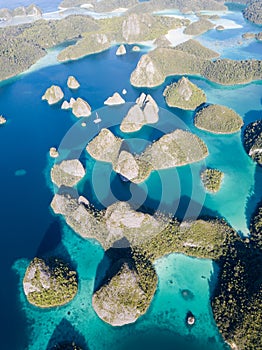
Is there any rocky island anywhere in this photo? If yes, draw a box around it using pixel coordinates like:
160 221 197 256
183 19 215 36
71 98 92 117
243 119 262 166
92 256 157 326
104 92 125 106
42 85 64 105
86 127 208 183
0 115 7 125
120 93 159 132
130 47 262 87
67 76 80 89
194 104 243 134
23 257 78 308
51 159 86 187
163 77 207 110
201 168 224 193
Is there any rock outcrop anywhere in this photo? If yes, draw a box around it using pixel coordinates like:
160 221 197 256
0 115 7 124
42 85 64 105
86 128 122 164
72 97 91 117
23 257 77 308
194 104 243 134
49 147 59 158
51 159 85 187
92 257 157 326
141 129 209 169
163 77 206 110
120 93 159 132
104 92 125 105
116 44 127 56
67 76 80 89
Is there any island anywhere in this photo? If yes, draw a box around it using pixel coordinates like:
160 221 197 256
0 115 7 125
23 257 78 308
67 76 80 89
42 85 64 105
120 93 159 132
243 119 262 166
243 0 262 25
211 201 262 350
104 92 125 105
49 147 59 158
163 77 207 110
86 127 208 183
183 19 215 36
194 104 243 134
72 98 92 118
0 4 42 21
92 255 157 326
201 168 224 193
173 39 220 60
51 159 86 187
116 44 127 56
130 47 262 87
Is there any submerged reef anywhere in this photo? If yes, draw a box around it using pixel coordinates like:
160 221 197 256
23 257 78 308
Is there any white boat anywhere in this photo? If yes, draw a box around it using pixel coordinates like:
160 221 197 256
93 112 101 124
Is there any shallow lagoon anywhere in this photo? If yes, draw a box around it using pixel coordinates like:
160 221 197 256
0 7 261 350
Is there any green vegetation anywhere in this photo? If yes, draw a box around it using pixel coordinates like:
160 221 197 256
173 39 219 60
130 47 262 87
23 257 78 308
57 14 183 62
183 19 215 35
138 218 234 262
194 104 243 134
211 201 262 349
243 0 262 24
201 168 224 193
0 15 98 81
163 76 207 110
92 255 157 326
243 119 262 166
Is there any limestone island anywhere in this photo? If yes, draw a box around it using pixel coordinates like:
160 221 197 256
42 85 64 105
61 98 76 110
244 119 262 166
0 115 7 125
86 128 208 183
49 147 59 158
51 159 86 187
173 39 220 60
116 44 127 56
67 76 80 89
183 19 215 36
201 168 224 193
0 4 42 21
23 257 78 308
72 97 92 118
194 104 243 134
120 93 159 132
130 47 262 87
163 77 207 110
92 255 157 326
104 92 125 106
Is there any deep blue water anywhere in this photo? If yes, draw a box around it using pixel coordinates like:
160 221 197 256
0 6 261 350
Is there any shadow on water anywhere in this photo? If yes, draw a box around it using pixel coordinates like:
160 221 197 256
36 220 62 257
93 245 133 293
245 164 262 232
46 318 88 350
116 328 226 350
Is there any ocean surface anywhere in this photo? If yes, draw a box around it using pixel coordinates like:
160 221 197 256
0 5 261 350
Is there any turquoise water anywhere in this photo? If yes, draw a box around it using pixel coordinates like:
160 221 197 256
0 8 261 350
